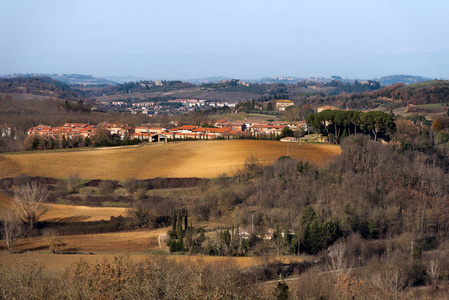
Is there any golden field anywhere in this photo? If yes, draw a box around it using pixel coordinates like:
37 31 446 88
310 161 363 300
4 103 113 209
39 204 132 222
0 140 341 180
0 193 131 222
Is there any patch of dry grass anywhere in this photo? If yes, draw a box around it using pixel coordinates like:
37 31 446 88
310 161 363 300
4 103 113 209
0 227 169 254
0 140 341 180
0 252 308 273
39 204 132 222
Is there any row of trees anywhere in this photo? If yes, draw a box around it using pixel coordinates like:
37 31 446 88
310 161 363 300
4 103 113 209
23 132 141 150
306 110 396 142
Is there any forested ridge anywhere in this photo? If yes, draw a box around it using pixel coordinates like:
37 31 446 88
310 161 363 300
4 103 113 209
0 77 83 99
294 80 449 109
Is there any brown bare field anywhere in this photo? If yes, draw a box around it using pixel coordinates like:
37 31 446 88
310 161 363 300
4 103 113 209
0 140 341 180
0 227 168 254
0 252 308 272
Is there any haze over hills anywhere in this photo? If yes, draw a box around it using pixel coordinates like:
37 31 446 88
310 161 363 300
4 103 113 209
2 73 444 87
1 73 118 86
376 75 433 86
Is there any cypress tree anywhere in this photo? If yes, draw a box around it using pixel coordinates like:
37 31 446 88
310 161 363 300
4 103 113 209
199 227 205 243
172 209 177 232
177 213 183 250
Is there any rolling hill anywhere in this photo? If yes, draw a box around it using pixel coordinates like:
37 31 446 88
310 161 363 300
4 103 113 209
0 140 341 180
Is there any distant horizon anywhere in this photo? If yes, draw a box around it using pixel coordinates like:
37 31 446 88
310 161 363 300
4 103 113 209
1 72 445 84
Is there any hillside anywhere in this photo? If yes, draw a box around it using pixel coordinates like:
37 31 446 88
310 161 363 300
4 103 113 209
2 73 118 86
375 80 449 105
0 141 341 180
296 80 449 109
377 74 432 86
0 76 83 99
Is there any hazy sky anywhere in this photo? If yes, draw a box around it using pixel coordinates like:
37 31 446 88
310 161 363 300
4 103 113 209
1 0 448 80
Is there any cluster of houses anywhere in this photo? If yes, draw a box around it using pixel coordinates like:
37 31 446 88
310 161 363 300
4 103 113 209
27 119 308 143
98 99 236 116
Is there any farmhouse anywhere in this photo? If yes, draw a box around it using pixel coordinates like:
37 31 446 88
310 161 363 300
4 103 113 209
250 124 286 136
276 100 294 111
215 120 247 132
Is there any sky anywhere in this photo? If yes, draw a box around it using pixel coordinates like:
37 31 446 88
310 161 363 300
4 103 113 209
1 0 448 80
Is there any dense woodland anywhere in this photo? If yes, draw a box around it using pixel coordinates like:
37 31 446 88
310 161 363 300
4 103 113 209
0 77 83 99
294 80 449 110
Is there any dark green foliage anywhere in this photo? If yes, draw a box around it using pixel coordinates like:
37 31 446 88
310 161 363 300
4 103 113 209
300 206 317 226
279 127 294 139
437 131 449 144
306 110 396 142
176 214 183 250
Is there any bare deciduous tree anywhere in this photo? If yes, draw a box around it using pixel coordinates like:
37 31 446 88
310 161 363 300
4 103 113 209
328 240 349 282
42 229 65 253
1 208 23 253
426 258 440 288
157 233 169 252
13 181 49 234
67 173 81 193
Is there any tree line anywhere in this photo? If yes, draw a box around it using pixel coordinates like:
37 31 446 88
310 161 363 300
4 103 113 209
306 110 396 142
